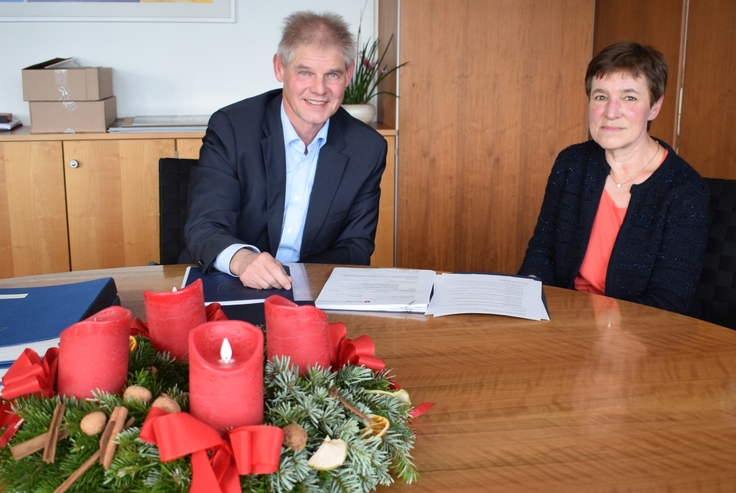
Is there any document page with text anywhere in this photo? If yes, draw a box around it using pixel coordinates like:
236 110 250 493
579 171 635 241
426 273 549 320
315 267 436 312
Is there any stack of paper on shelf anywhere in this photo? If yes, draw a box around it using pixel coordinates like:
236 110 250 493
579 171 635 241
108 115 209 133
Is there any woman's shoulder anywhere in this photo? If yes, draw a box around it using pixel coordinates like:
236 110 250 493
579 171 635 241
552 140 605 173
655 141 709 198
557 139 601 158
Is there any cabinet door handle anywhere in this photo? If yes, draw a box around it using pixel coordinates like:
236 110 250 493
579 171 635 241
69 159 79 169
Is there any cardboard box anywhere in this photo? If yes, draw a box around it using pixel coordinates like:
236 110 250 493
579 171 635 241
29 97 117 134
22 58 113 102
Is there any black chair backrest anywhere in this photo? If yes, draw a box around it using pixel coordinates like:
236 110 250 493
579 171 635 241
698 178 736 329
159 158 198 265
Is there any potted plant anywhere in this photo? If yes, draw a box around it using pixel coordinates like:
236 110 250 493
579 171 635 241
342 33 408 123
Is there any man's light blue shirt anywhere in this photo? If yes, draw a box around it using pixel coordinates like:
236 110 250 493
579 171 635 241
214 103 328 274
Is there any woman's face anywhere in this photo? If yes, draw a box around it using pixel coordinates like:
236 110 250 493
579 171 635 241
588 71 663 154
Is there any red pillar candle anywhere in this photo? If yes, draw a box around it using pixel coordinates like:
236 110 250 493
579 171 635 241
264 295 331 372
188 320 264 432
144 279 207 361
57 305 132 399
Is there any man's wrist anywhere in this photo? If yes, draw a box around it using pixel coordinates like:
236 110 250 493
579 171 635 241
214 244 260 276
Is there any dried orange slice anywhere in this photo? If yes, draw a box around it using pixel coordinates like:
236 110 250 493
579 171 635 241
362 415 390 439
129 336 138 352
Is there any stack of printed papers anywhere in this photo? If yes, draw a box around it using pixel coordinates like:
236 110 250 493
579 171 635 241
315 267 549 321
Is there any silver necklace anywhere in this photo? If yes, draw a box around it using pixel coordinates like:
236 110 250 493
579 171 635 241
609 144 661 189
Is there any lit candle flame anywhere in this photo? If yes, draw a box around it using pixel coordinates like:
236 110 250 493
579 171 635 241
172 287 177 292
220 338 233 364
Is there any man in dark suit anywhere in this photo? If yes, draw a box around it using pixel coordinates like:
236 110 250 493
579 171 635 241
183 11 387 290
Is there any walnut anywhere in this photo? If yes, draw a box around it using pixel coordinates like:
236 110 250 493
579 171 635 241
80 411 107 436
282 422 308 451
123 385 153 404
151 394 181 414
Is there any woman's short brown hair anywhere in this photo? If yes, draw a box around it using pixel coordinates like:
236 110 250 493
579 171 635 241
585 42 668 106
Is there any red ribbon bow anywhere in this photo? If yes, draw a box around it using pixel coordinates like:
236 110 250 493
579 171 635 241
1 347 58 401
139 407 282 493
328 322 385 371
0 347 59 446
130 303 228 339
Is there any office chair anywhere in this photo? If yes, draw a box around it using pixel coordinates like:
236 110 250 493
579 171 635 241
697 177 736 329
158 158 198 265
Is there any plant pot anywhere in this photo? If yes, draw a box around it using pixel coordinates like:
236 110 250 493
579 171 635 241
341 104 376 124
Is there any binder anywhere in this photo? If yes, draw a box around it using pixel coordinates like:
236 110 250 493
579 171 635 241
0 278 119 366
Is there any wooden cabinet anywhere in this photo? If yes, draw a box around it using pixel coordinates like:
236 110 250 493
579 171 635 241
0 129 188 279
63 139 173 270
0 140 69 278
176 138 202 159
0 127 396 279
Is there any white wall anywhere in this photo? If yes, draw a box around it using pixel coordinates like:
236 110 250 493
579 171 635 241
0 0 376 126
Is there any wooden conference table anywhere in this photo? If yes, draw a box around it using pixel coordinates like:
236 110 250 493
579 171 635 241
2 264 736 492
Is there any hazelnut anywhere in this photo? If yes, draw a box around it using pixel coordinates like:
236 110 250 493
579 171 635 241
80 411 107 436
282 423 308 451
123 385 153 404
151 394 181 414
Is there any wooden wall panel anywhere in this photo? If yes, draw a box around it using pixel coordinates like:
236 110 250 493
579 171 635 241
593 0 686 148
396 0 593 273
371 135 396 267
678 1 736 178
377 0 399 129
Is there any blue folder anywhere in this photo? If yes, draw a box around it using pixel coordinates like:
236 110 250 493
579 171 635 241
0 277 119 366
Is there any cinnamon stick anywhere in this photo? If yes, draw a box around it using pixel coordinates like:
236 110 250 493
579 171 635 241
42 402 66 464
99 406 128 470
52 410 135 493
329 386 376 424
52 450 101 493
11 430 69 461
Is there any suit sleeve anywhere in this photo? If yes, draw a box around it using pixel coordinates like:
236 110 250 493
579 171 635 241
300 137 387 265
184 111 245 272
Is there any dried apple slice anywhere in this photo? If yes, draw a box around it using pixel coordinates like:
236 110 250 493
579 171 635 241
365 389 411 403
307 436 348 471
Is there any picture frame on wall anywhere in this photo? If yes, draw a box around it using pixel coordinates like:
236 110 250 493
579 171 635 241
0 0 235 23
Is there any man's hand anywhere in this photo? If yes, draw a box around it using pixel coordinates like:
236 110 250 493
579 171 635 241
229 249 293 290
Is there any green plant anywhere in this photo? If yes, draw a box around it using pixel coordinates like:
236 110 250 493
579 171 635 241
343 34 408 105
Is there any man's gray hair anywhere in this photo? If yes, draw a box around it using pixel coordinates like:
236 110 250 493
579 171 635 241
277 10 356 69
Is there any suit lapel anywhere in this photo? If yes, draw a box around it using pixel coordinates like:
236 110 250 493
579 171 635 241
262 96 287 253
301 121 348 257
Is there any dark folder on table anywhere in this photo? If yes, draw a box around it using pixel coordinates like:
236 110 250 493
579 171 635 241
182 266 302 326
182 266 293 305
0 277 119 366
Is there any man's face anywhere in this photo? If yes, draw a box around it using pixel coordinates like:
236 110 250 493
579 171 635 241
274 44 354 143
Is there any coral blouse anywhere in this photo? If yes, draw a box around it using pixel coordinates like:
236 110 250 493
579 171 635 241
575 149 669 295
574 188 627 295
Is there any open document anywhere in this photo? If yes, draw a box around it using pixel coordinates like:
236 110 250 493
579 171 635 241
314 267 435 312
426 273 549 321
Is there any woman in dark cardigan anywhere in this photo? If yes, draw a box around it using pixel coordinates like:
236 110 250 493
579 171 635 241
518 42 709 316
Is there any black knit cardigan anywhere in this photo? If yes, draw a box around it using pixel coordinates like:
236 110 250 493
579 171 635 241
518 139 709 316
